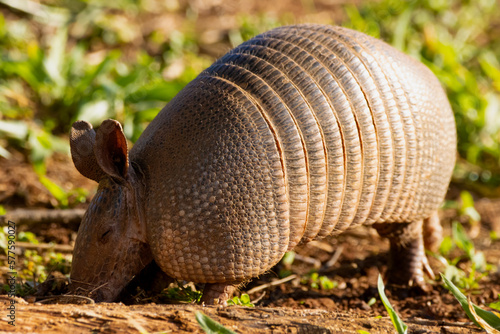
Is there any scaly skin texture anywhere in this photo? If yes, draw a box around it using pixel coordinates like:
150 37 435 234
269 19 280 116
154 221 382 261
69 24 456 305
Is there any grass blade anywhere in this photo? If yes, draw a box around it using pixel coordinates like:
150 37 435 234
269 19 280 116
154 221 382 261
441 273 479 326
377 274 407 334
469 297 500 333
195 312 236 334
441 273 500 331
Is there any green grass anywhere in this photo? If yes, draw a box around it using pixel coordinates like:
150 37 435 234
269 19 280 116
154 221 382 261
345 0 500 193
0 226 72 295
301 272 338 290
442 274 500 331
1 0 500 196
432 192 496 292
161 284 202 303
227 294 255 307
195 312 236 334
377 274 408 334
435 221 492 291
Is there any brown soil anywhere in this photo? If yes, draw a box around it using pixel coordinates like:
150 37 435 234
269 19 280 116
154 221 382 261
0 302 484 333
1 153 499 333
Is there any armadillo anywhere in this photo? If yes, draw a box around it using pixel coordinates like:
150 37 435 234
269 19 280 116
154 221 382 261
69 24 456 305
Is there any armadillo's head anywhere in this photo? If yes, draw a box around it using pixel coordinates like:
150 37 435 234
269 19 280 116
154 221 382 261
68 119 152 302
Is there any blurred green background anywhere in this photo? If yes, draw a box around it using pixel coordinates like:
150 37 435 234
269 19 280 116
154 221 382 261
0 0 499 207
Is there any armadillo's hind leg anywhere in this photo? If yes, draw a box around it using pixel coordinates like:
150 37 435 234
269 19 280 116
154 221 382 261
423 211 443 253
373 218 436 289
200 283 238 306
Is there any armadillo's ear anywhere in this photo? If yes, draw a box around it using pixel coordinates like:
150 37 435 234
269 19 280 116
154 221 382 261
94 119 129 182
70 120 106 182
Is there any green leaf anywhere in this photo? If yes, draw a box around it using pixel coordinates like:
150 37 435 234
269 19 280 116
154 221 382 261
459 191 481 223
227 296 240 306
452 222 475 258
195 312 236 334
0 0 69 26
377 275 407 334
441 273 500 330
2 60 43 92
125 81 185 103
0 12 5 37
74 50 119 96
77 100 110 125
489 298 500 312
0 120 29 139
240 294 250 304
392 7 412 51
0 145 11 159
226 294 254 307
443 262 466 285
18 231 38 244
439 235 454 256
281 251 295 266
163 285 202 303
43 25 68 87
39 176 68 207
34 164 69 208
319 275 337 290
460 190 475 209
0 227 7 253
473 305 500 331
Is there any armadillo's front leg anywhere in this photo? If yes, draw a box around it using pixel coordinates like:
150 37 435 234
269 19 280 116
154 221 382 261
373 219 434 288
118 260 175 302
200 283 238 305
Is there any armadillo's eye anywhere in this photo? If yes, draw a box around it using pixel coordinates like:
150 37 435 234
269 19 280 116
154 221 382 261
99 229 112 243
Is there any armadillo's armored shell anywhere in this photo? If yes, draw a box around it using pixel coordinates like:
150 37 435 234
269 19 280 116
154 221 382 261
132 25 456 284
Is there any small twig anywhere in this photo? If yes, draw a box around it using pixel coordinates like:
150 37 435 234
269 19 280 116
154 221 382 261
308 240 335 253
246 274 297 295
0 0 69 26
294 254 322 269
0 208 85 229
250 291 266 305
38 295 95 304
16 241 73 253
0 295 28 304
319 245 344 273
88 282 109 296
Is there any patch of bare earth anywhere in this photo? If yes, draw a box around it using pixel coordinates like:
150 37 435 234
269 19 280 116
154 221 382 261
0 301 483 333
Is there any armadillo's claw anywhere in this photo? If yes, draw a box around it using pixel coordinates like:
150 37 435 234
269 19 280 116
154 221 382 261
423 254 435 279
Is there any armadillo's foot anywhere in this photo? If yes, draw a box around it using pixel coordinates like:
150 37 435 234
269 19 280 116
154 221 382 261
373 219 433 290
200 283 238 306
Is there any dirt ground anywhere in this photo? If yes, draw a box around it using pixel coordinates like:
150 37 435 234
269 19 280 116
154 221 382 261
1 152 500 333
0 302 484 333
